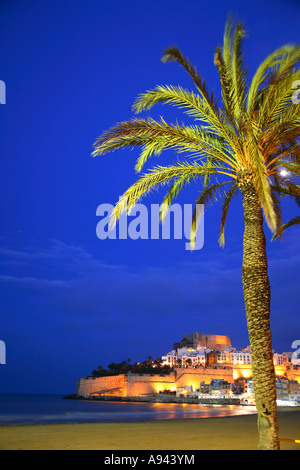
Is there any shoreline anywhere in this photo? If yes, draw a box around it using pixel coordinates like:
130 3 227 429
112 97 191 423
63 393 244 406
0 408 299 450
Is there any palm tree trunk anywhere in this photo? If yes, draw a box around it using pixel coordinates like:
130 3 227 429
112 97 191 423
239 172 279 450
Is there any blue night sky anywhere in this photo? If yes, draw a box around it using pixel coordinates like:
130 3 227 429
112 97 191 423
0 0 299 394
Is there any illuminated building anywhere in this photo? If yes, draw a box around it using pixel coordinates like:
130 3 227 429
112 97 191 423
74 333 300 402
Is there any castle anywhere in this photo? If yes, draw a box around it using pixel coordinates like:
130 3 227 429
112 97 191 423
74 332 300 400
173 333 231 351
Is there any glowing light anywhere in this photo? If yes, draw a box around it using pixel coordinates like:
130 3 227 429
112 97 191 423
280 169 290 178
241 369 252 379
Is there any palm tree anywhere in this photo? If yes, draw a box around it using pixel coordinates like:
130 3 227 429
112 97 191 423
92 17 300 449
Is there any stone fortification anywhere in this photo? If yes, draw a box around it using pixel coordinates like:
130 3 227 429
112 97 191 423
75 373 127 397
173 332 232 351
74 364 300 398
75 367 234 398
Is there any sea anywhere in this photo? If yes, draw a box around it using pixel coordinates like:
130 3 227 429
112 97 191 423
0 394 257 425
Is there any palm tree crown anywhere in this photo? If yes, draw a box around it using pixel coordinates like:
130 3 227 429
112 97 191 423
92 17 300 247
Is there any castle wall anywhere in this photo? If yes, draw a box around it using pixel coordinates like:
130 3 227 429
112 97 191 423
75 367 233 397
126 373 176 396
198 334 232 350
232 364 287 380
177 333 232 351
175 367 234 387
75 374 127 397
286 367 300 383
74 364 298 398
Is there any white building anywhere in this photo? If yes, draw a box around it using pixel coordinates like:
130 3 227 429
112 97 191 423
277 351 300 366
162 347 206 367
227 348 252 365
161 350 178 367
162 342 298 369
273 352 284 365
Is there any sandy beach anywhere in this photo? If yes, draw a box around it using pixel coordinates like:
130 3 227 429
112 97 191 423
0 408 299 450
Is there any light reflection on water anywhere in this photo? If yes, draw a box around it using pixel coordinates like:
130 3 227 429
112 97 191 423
0 394 257 425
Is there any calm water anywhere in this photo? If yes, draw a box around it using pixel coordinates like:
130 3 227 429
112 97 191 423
0 394 257 425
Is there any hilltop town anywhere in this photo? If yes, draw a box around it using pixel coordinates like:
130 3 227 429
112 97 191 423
73 333 300 406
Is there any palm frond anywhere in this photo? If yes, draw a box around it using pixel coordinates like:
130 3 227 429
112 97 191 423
161 46 220 114
109 161 235 229
260 68 300 129
221 14 248 123
271 181 300 203
270 184 283 240
270 181 300 240
219 181 239 247
93 115 239 173
222 14 233 71
231 22 248 121
189 180 233 250
160 174 193 222
257 54 300 130
247 44 298 116
133 84 244 159
247 128 277 231
271 216 300 240
214 45 235 121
